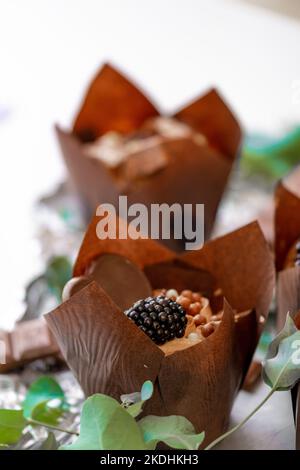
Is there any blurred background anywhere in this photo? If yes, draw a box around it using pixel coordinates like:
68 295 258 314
0 0 300 329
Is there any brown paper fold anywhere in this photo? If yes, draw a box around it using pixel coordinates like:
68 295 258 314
182 221 274 320
73 63 159 140
174 88 241 159
277 268 300 330
275 166 300 449
74 214 273 319
275 166 300 326
57 63 242 244
73 213 176 275
275 165 300 272
45 214 274 446
46 282 164 398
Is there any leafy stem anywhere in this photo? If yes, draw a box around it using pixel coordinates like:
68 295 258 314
204 387 275 450
205 314 300 450
27 418 79 436
205 358 286 450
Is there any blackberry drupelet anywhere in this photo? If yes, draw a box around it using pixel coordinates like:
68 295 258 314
125 295 188 345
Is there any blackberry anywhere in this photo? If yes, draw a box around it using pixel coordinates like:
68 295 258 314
125 295 187 345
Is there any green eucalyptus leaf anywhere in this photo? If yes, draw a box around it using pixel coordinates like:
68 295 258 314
263 315 297 388
0 409 27 445
23 376 66 422
263 315 300 390
141 381 153 401
266 314 297 360
60 394 147 450
30 432 58 450
138 415 205 450
30 400 64 426
125 401 144 418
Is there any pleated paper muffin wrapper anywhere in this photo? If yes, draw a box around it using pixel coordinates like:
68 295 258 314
45 213 274 446
56 63 242 247
275 165 300 271
275 166 300 449
275 166 300 328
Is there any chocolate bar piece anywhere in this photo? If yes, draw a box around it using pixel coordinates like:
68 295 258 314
0 318 59 373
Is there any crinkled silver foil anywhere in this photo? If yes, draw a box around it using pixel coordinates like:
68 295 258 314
1 368 83 449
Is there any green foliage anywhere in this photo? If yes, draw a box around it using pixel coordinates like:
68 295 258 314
139 415 205 450
263 314 300 390
0 410 27 445
30 401 64 426
60 394 147 450
23 376 67 424
205 314 300 450
45 256 72 300
241 126 300 180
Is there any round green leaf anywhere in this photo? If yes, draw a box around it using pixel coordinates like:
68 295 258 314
23 376 66 422
125 401 144 418
60 394 147 450
141 381 153 401
31 400 63 426
0 409 26 445
138 415 205 450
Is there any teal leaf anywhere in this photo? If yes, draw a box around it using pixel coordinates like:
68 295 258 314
0 409 27 445
60 394 147 450
241 126 300 180
266 315 297 360
138 415 205 450
23 376 66 424
141 381 153 401
263 314 300 390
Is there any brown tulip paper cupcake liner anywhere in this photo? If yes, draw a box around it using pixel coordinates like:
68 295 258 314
275 166 300 448
45 213 274 447
56 63 242 247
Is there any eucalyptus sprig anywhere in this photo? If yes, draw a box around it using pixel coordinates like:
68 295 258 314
60 381 204 450
0 377 204 450
205 314 300 450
